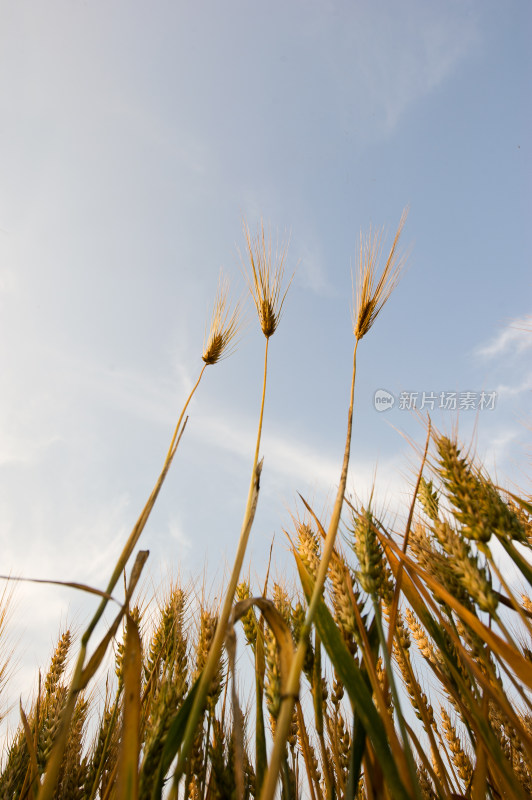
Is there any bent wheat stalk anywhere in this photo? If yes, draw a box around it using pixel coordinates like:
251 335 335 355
37 276 240 800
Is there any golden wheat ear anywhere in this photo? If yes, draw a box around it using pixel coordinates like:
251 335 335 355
353 207 409 341
202 270 243 365
242 218 293 339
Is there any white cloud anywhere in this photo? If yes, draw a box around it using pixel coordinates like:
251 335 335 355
167 516 192 553
495 373 532 399
194 409 412 522
475 426 523 477
193 411 341 491
379 3 479 131
475 315 532 359
0 490 131 587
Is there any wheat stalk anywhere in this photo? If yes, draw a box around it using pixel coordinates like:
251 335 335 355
261 209 409 800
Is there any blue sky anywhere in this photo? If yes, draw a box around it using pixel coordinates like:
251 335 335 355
0 0 531 714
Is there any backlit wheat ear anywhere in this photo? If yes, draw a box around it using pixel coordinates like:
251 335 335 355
353 208 408 341
242 219 292 339
352 507 387 597
44 630 71 697
202 271 242 365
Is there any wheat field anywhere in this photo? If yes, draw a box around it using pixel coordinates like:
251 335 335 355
1 215 531 800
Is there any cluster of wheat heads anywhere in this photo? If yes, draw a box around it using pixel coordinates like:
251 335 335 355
1 212 531 799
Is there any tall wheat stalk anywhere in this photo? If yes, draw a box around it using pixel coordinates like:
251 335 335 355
171 220 292 792
260 209 408 800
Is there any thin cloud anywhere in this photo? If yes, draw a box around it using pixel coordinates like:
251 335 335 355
475 315 532 359
167 516 192 553
474 426 522 476
295 241 335 297
194 412 340 491
495 373 532 399
309 0 480 139
1 491 132 586
195 410 411 517
0 431 61 467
